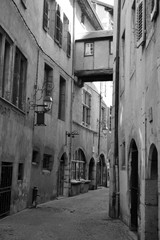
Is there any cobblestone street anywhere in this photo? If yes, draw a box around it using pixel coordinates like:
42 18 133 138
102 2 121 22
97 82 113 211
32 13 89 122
0 187 137 240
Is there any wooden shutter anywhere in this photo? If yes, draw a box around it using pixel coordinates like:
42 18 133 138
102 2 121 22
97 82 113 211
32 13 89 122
49 0 56 39
136 0 145 48
67 31 71 57
55 4 60 42
151 0 158 21
43 0 49 31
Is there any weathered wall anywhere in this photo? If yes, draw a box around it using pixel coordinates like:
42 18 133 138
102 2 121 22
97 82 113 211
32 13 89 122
0 0 36 213
111 0 160 239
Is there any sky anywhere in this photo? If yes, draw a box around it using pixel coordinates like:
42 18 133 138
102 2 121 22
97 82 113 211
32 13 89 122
100 0 114 5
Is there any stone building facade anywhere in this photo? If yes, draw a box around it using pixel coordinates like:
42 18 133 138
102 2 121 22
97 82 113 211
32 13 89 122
0 0 112 217
110 0 160 239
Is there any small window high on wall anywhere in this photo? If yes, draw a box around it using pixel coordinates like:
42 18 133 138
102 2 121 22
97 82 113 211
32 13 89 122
136 0 145 47
84 42 94 56
58 76 66 121
82 90 91 126
12 48 27 111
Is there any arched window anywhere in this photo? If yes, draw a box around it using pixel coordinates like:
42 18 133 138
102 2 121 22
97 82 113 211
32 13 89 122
71 149 86 180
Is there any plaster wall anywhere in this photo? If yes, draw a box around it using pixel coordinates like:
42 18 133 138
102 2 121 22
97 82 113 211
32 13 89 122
0 0 37 213
112 0 160 239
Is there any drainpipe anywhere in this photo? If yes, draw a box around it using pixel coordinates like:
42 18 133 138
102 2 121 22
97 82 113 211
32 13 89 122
98 83 102 156
68 0 76 196
109 0 121 218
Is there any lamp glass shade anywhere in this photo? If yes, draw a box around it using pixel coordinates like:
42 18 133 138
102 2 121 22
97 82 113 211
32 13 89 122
43 96 53 111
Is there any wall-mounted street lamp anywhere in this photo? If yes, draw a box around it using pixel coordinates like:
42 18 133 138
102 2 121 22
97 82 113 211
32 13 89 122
27 96 53 126
102 125 108 136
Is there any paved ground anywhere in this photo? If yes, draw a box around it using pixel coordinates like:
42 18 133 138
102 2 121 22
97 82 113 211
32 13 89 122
0 187 137 240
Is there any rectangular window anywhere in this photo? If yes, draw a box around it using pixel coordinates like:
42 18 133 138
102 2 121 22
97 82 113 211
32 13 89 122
18 163 24 180
43 0 49 31
32 150 39 165
109 106 112 131
130 1 136 75
120 30 125 94
58 76 66 121
67 32 71 58
55 4 62 47
81 12 85 24
82 90 91 126
84 42 94 56
62 14 71 57
151 0 158 21
109 40 113 55
121 141 126 168
71 150 85 180
12 48 27 111
44 63 53 97
101 106 106 129
136 0 145 47
43 154 52 171
0 29 13 101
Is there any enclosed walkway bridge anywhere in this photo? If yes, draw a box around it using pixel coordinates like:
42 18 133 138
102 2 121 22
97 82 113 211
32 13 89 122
74 30 113 87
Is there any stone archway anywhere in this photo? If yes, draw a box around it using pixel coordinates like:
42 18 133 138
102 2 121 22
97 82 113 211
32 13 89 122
145 144 158 240
129 139 139 231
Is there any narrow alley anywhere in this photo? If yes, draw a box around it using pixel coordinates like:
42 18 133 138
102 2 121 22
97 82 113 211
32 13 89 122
0 188 136 240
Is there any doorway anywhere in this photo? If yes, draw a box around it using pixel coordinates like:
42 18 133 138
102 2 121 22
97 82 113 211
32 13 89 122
89 158 95 190
129 140 138 231
58 154 65 196
0 162 13 218
96 154 107 187
145 144 158 239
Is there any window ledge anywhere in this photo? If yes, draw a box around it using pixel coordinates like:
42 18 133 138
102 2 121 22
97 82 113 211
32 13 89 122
0 97 25 115
71 179 91 184
32 162 38 166
42 169 51 175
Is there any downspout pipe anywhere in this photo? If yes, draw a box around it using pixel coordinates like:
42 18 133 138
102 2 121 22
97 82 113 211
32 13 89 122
68 0 76 196
110 0 121 218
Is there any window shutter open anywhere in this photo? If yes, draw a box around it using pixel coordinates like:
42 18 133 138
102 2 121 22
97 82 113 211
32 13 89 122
136 0 145 48
67 31 71 57
151 0 158 21
43 0 49 31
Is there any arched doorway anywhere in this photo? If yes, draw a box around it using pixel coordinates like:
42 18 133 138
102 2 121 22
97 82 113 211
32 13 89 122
145 144 158 239
96 154 107 187
129 139 138 231
57 153 66 197
89 158 95 190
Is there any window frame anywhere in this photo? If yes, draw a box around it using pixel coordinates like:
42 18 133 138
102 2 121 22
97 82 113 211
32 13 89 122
82 90 91 126
71 149 86 180
55 4 62 47
44 63 53 97
84 42 94 56
0 28 13 102
12 47 27 111
136 0 145 47
43 0 50 32
151 0 158 21
58 76 66 121
42 154 52 171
